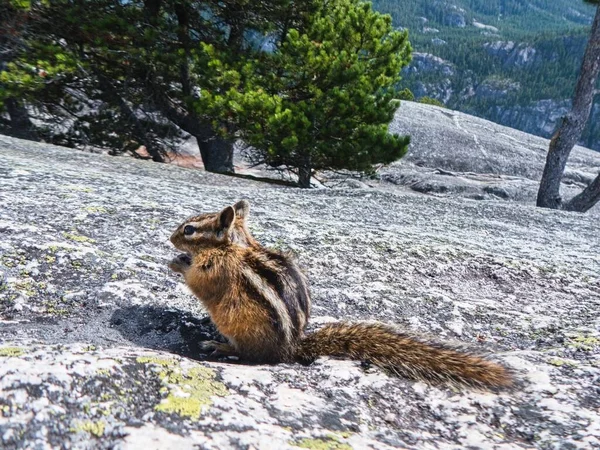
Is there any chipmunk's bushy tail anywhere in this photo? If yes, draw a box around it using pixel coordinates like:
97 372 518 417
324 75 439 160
296 322 513 389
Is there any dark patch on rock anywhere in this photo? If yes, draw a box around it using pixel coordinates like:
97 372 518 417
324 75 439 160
110 305 224 359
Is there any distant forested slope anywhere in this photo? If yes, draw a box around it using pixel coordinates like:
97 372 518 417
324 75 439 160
373 0 600 151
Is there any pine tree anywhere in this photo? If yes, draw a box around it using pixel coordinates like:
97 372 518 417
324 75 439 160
196 0 412 187
1 0 411 185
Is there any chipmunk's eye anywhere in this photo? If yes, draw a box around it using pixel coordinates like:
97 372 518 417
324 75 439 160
183 225 196 236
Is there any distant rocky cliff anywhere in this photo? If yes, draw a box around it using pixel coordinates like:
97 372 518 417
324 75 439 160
400 22 600 151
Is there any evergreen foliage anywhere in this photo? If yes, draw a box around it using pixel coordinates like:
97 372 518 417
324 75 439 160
194 0 412 187
418 97 445 108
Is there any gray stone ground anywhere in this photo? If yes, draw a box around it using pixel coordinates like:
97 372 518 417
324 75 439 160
0 120 599 449
381 102 600 210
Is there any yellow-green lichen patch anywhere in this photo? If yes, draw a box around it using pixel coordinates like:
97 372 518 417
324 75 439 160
66 185 94 193
137 357 228 419
62 232 96 244
0 347 25 357
136 356 176 367
71 420 105 437
157 366 229 418
292 435 353 450
12 279 36 297
548 358 578 367
84 206 108 214
567 335 600 351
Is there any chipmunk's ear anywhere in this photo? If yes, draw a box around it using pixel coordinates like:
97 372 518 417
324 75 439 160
218 206 236 231
233 200 250 219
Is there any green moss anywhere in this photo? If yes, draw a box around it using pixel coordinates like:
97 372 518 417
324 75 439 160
137 357 228 418
71 420 105 437
62 232 96 244
0 347 25 357
292 436 353 450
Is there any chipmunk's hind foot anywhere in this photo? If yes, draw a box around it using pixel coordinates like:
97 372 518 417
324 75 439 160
199 340 238 358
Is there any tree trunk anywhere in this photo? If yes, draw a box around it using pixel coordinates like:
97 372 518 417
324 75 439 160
198 137 234 173
562 172 600 212
298 158 312 188
146 79 235 173
5 97 39 141
536 5 600 210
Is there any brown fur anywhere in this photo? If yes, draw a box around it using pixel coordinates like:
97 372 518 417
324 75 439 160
169 200 514 389
296 322 512 388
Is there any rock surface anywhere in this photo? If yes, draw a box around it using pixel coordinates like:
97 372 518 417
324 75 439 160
382 101 600 210
1 128 600 449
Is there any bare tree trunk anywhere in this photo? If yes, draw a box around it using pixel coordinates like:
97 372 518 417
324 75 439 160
5 97 39 141
150 89 235 173
297 154 312 188
536 5 600 210
198 137 234 173
563 172 600 212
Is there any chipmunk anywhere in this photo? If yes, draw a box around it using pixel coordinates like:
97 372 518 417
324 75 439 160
168 200 513 389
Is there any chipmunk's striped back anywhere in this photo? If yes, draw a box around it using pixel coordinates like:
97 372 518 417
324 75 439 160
169 200 312 363
239 247 311 359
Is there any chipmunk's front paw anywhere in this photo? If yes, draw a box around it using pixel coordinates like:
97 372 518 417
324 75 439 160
199 340 237 358
168 253 192 274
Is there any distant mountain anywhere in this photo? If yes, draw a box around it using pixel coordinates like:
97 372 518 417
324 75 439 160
372 0 600 151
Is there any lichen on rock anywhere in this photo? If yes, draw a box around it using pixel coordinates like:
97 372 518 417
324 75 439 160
136 356 229 418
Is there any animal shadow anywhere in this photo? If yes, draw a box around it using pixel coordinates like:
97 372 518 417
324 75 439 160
109 305 225 360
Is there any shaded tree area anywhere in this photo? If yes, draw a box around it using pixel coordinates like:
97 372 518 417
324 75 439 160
0 1 38 141
0 0 314 170
0 0 412 186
